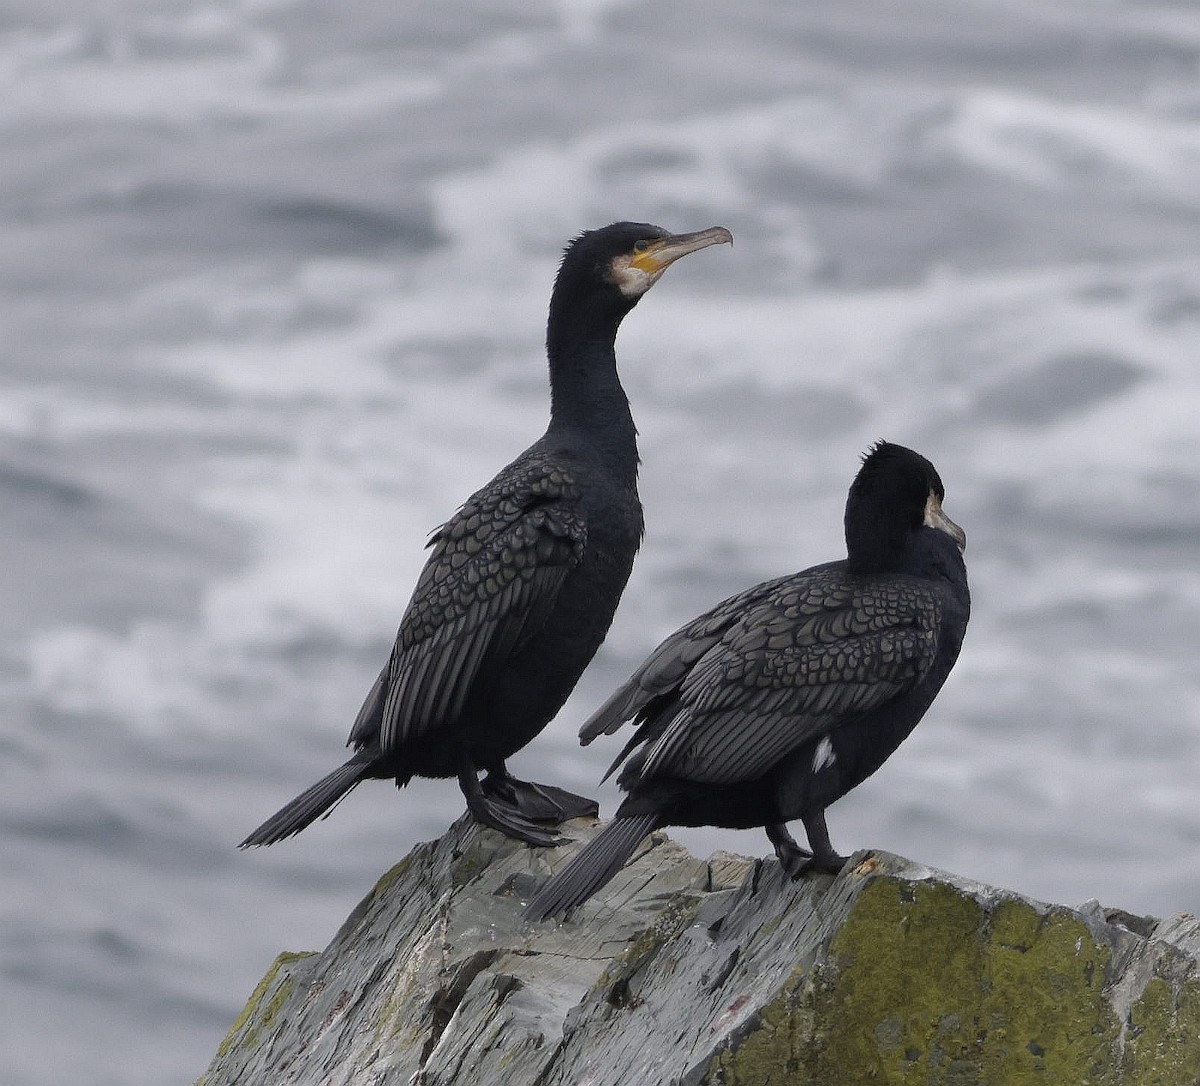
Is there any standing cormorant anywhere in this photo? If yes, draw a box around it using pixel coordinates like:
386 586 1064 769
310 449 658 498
524 442 969 919
240 222 732 849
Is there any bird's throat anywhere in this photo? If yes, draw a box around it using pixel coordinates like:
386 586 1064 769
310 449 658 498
547 338 638 478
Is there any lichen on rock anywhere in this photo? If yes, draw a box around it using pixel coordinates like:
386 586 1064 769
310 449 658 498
198 817 1200 1086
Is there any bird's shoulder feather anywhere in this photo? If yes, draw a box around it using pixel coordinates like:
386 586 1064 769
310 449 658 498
608 568 945 786
350 454 588 751
579 573 793 744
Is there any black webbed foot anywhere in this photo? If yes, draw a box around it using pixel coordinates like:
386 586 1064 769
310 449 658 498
796 851 849 876
765 822 813 879
481 767 599 823
459 767 561 846
797 809 849 876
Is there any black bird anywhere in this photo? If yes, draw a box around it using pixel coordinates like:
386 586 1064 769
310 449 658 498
524 441 969 919
241 222 733 849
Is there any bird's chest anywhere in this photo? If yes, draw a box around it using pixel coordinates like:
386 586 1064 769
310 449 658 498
487 481 641 740
573 479 642 598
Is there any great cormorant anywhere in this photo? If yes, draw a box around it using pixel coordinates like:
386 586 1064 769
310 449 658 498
241 222 733 849
524 441 969 919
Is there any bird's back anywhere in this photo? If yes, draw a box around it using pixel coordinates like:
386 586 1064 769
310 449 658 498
477 434 643 755
589 535 967 798
348 432 642 774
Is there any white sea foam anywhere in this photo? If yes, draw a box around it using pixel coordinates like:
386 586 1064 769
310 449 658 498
0 11 439 125
28 250 1200 741
941 88 1200 193
8 4 1200 1084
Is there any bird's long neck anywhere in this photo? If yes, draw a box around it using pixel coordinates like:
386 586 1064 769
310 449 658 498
844 495 916 575
545 298 639 479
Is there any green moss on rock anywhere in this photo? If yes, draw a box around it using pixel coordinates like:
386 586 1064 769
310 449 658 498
1123 976 1200 1084
703 875 1200 1085
819 879 1118 1083
198 824 1200 1086
702 982 816 1085
371 853 418 900
592 895 703 1008
201 949 316 1080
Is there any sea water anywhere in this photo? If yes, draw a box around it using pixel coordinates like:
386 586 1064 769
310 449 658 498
2 1 1200 1082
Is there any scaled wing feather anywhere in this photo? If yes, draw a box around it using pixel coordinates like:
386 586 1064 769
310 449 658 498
615 570 944 787
351 461 585 754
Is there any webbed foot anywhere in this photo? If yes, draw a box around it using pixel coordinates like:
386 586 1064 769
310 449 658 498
798 810 849 876
766 822 813 878
481 767 599 823
459 767 561 846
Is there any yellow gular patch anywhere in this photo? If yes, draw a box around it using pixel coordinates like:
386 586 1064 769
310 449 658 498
610 253 664 298
631 250 664 274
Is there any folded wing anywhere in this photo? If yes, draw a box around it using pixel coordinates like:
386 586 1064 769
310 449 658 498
350 460 587 753
588 568 943 788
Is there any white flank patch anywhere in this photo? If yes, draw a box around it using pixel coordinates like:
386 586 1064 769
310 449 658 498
813 736 836 772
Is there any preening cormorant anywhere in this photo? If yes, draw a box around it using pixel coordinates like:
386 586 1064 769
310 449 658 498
524 441 970 919
240 223 732 849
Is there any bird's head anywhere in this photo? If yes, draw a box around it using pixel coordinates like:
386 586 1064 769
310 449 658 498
844 441 966 573
551 221 732 319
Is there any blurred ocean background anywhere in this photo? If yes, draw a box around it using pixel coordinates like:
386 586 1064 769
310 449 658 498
3 0 1200 1081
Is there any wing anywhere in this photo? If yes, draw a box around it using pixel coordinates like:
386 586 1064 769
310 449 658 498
579 573 797 743
615 569 944 787
349 457 586 753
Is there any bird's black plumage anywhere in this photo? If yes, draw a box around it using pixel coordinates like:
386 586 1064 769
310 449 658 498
524 442 970 919
241 221 732 849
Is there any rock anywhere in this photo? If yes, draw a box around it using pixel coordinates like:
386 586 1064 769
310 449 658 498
197 816 1200 1085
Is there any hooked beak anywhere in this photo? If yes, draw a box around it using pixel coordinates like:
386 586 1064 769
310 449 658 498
925 493 967 552
630 226 733 275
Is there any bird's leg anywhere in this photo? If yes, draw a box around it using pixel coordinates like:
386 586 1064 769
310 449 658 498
457 764 560 846
480 762 599 824
765 822 812 878
799 809 849 875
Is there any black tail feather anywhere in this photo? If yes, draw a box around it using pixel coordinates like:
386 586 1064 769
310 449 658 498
239 757 373 847
523 812 661 921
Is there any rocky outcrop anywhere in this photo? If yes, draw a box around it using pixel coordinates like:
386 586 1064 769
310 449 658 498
198 816 1200 1085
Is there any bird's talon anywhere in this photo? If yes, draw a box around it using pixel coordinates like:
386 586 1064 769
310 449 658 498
796 853 849 878
481 772 598 824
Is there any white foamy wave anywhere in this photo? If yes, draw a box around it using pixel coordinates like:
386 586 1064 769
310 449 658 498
17 323 554 733
27 622 219 728
427 98 843 283
938 88 1200 193
152 262 412 399
24 486 430 735
0 9 439 126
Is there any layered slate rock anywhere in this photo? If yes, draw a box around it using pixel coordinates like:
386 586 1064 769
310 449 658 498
198 816 1200 1085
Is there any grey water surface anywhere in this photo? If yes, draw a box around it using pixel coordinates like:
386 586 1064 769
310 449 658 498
2 2 1200 1083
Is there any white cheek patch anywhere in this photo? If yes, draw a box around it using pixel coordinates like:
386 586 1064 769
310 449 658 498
812 736 836 773
611 256 663 298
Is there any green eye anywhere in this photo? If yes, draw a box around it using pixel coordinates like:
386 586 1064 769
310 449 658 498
633 240 650 253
